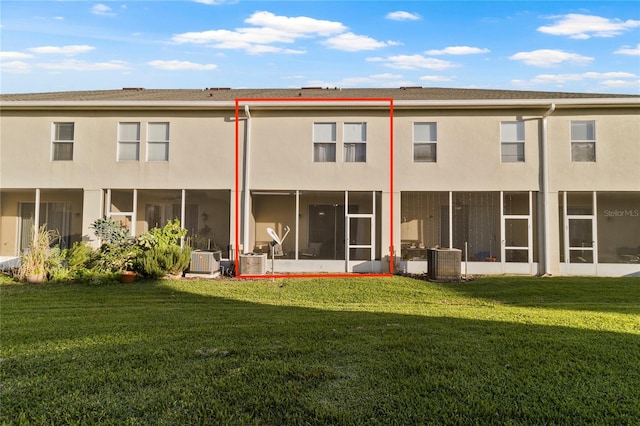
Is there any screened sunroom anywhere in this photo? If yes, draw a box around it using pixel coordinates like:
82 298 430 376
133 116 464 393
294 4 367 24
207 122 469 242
249 190 383 273
400 191 539 275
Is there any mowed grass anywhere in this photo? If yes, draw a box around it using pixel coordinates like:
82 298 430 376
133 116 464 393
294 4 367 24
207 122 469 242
1 275 639 425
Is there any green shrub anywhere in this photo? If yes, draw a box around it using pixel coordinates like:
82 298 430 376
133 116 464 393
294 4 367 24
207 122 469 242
136 245 191 278
66 242 93 273
137 219 187 249
90 217 132 245
46 247 69 281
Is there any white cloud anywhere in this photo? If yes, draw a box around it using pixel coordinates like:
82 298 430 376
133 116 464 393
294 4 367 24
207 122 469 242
601 79 640 89
37 59 129 71
245 11 346 36
172 11 346 54
509 49 593 67
512 71 638 88
323 33 394 51
425 46 490 55
420 75 455 82
615 44 640 56
386 11 421 21
307 73 411 88
1 61 31 73
0 51 34 60
538 14 640 39
192 0 239 5
91 4 116 17
28 45 95 55
368 54 457 70
147 60 218 71
243 45 306 55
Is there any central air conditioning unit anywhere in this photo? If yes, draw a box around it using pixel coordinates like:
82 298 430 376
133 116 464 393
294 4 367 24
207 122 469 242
239 253 267 275
190 250 221 275
427 248 461 281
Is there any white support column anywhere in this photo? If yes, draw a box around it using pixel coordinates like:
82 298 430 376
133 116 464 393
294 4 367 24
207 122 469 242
448 191 453 249
82 189 105 248
345 191 349 270
500 191 505 269
131 189 137 236
528 191 533 265
106 189 112 217
33 188 41 240
180 189 186 248
563 191 569 263
593 191 598 266
371 191 376 261
295 190 300 260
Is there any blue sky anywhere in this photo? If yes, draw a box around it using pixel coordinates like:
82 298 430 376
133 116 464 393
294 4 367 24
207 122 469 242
1 1 639 94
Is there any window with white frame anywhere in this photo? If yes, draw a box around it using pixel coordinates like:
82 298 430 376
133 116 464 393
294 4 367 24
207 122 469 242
52 122 74 161
343 122 367 162
571 121 595 162
413 122 437 162
501 121 525 162
118 122 140 161
147 122 170 161
313 122 336 162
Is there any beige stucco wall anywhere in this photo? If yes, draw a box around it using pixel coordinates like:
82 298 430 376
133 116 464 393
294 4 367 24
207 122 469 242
547 109 640 191
0 110 236 189
393 109 543 192
245 110 391 191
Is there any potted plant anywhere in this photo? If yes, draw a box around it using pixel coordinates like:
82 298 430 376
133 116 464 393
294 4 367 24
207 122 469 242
17 225 56 283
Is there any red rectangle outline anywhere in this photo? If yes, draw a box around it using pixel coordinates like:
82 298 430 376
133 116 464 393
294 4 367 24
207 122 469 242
235 97 394 279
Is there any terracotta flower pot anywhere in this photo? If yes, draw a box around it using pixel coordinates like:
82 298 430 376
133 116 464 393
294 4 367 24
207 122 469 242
120 271 136 284
26 273 46 284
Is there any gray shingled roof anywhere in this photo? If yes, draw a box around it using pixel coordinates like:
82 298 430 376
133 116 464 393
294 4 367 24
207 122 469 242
1 87 638 102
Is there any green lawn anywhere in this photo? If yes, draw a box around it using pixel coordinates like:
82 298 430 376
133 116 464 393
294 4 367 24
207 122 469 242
1 275 639 425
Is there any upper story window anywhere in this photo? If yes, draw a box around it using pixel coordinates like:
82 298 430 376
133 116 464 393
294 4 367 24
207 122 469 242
147 122 170 161
52 122 74 161
501 121 525 162
571 121 596 162
343 122 366 162
313 122 336 162
413 122 437 162
118 122 140 161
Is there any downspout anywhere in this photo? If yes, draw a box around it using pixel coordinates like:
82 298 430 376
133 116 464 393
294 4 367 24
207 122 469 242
541 103 555 275
242 104 252 254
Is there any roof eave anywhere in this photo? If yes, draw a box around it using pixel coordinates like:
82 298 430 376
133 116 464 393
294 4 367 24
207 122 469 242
1 97 639 111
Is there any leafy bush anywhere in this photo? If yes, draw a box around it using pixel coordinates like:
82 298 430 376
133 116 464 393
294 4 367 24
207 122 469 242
90 217 139 272
134 219 191 278
66 241 94 273
92 241 140 273
137 219 187 249
47 247 69 281
136 245 191 278
91 217 132 246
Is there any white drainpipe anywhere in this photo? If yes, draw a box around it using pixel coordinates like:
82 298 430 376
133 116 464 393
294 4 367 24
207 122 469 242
243 104 252 254
541 103 555 275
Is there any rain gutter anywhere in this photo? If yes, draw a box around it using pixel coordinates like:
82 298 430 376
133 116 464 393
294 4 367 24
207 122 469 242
541 103 556 275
